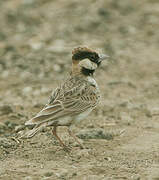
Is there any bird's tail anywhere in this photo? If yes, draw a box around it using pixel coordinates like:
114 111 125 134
19 123 46 139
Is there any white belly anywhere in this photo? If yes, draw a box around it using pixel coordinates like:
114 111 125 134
87 76 98 88
57 116 72 126
47 109 93 126
75 108 92 124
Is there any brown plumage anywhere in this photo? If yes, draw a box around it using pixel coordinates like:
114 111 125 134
24 47 109 150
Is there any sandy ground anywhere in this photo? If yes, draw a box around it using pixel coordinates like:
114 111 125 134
0 0 159 179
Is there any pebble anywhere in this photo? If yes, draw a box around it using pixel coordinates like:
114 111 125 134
104 157 111 161
30 42 43 50
53 64 61 72
44 172 53 177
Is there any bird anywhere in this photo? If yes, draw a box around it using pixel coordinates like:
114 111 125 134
24 47 109 150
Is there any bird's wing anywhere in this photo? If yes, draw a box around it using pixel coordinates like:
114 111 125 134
25 77 100 125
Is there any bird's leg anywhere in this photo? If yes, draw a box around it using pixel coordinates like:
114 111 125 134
68 127 84 149
52 126 67 149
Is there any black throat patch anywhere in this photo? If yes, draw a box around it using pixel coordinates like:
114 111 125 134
81 67 95 76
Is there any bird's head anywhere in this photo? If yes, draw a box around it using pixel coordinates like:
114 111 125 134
72 47 109 76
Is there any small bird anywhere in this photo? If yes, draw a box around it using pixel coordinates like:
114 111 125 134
24 47 109 150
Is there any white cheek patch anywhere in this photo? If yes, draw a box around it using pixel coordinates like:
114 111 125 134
79 59 97 70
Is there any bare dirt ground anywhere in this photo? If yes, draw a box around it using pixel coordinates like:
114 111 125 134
0 0 159 179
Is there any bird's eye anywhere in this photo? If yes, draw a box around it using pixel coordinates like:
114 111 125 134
90 54 95 59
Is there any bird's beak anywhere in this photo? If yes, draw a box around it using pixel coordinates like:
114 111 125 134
99 54 109 62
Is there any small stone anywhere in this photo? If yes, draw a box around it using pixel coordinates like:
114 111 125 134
72 172 77 176
44 172 53 177
53 64 61 72
30 42 43 50
104 157 111 161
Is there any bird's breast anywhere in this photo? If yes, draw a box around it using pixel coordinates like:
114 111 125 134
87 76 98 88
74 108 93 124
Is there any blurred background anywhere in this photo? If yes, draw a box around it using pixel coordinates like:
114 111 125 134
0 0 159 179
